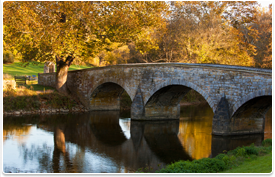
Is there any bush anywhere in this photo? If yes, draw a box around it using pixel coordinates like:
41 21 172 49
215 153 227 160
3 51 14 64
157 160 205 173
193 158 226 173
156 140 271 173
262 139 272 147
236 147 246 157
244 144 258 156
157 158 226 173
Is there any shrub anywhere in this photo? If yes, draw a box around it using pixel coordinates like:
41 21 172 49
157 160 205 173
215 153 227 160
221 155 230 165
3 51 14 64
236 147 246 157
157 158 226 173
156 141 271 173
262 139 272 147
244 144 258 156
193 158 226 173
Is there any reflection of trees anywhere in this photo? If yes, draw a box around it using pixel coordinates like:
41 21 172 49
19 143 53 173
4 105 271 173
178 105 214 160
3 115 40 143
178 116 213 160
17 127 82 173
264 108 272 140
52 127 75 173
3 125 32 143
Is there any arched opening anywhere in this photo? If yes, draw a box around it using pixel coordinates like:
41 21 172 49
144 85 191 119
89 82 132 111
231 96 272 134
144 85 212 120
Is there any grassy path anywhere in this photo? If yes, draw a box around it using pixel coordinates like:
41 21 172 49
221 153 272 173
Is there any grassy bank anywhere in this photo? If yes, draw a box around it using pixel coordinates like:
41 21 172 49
137 139 272 173
3 86 83 112
3 62 94 113
221 153 272 173
3 62 92 77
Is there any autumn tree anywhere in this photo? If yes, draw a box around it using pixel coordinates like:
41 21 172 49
141 1 260 66
253 4 272 68
3 1 168 96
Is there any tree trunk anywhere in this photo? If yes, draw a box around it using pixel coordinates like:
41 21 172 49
55 55 74 96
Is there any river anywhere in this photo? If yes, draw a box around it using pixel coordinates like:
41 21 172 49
3 104 272 173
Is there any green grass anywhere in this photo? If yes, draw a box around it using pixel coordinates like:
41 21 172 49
25 84 55 91
152 140 272 173
3 62 92 77
221 153 272 173
3 62 92 91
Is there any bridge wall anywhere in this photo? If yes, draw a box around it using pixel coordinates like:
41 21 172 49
38 63 272 135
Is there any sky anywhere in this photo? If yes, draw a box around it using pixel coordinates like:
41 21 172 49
258 1 272 8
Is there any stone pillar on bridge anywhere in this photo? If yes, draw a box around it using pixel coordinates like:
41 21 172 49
131 87 145 120
212 96 231 135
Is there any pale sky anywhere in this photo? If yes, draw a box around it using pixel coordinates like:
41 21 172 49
258 1 272 8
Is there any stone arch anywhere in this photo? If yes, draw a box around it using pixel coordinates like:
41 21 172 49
144 79 216 113
228 88 272 135
88 78 134 102
231 88 272 117
87 78 134 111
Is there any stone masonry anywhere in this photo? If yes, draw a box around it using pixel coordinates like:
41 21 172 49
38 63 272 135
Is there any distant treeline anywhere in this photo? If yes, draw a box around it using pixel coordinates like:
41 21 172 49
91 2 272 69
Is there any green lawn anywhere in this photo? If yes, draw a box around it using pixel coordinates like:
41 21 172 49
3 62 92 91
3 62 92 77
221 153 272 173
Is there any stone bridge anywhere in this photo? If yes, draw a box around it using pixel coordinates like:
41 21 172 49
38 63 272 135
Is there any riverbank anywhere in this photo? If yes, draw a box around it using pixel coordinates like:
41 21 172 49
145 139 272 173
3 86 89 117
3 86 209 117
221 153 272 173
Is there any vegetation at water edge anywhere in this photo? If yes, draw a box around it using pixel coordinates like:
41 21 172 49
136 139 272 173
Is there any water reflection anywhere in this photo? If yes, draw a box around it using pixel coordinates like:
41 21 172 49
264 108 272 140
3 104 272 173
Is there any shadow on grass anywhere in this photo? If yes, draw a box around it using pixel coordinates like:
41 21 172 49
23 84 55 92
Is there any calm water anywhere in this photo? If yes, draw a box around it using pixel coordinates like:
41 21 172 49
3 104 272 173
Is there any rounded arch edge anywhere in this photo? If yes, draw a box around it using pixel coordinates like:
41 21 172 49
87 78 135 102
144 79 216 113
231 88 272 117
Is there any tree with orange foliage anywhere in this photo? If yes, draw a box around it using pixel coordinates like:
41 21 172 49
4 1 168 96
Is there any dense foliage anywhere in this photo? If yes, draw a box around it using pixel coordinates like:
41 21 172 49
3 2 272 96
3 1 168 64
4 2 271 69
